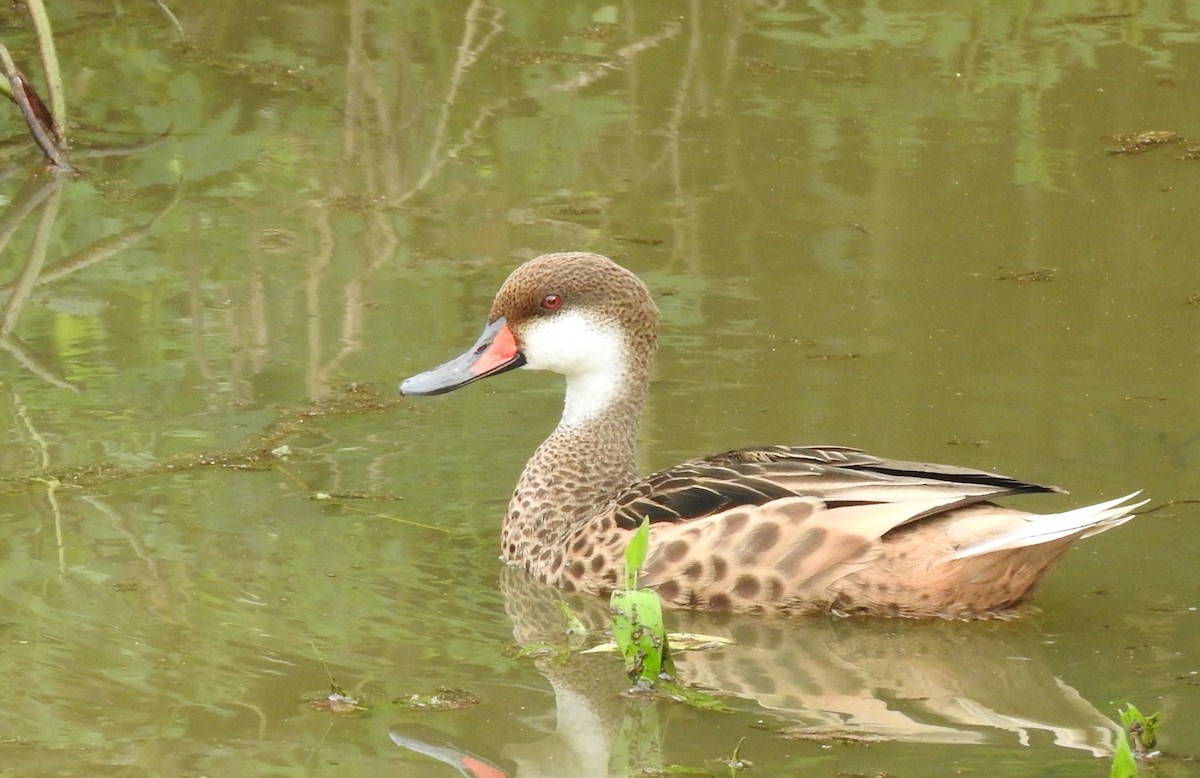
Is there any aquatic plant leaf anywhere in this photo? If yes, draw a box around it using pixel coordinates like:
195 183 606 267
1118 703 1161 755
610 516 676 684
611 587 670 681
1110 730 1138 778
1119 703 1143 730
624 516 650 589
1140 711 1161 749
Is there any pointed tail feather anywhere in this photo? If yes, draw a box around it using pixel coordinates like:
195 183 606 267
947 492 1146 561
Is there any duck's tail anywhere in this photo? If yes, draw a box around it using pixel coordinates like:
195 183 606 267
947 491 1146 560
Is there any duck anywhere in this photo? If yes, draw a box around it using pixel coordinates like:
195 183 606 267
399 251 1144 618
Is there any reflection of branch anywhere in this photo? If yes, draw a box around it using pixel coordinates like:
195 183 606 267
11 389 51 468
0 183 179 302
0 339 76 391
32 211 170 287
0 176 180 388
663 7 702 267
2 169 63 336
303 204 371 395
82 494 171 604
0 177 77 390
152 0 185 40
395 16 681 207
71 128 172 160
0 171 61 258
392 0 505 205
548 20 682 93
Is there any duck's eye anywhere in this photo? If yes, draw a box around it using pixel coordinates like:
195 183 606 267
540 294 563 310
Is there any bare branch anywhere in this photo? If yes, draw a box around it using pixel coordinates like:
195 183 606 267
0 43 74 171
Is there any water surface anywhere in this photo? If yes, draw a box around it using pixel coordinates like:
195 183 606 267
1 2 1197 775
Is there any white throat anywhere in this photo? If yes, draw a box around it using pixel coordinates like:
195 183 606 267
519 310 627 429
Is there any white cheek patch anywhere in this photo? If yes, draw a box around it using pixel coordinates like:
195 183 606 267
521 310 626 429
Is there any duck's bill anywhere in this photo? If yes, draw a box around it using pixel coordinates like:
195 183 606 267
399 317 526 396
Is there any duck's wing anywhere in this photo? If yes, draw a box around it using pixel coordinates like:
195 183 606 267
611 445 1060 530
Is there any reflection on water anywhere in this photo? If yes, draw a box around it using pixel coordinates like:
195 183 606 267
479 568 1116 778
0 1 1197 775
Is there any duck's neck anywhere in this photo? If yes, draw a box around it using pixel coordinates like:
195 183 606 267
501 367 648 570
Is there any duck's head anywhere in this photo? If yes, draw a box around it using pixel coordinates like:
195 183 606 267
399 253 658 416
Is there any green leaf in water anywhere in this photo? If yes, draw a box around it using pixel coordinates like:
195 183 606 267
1141 711 1161 749
611 587 673 682
1118 703 1161 756
610 517 675 684
623 515 650 590
1111 729 1138 778
1119 703 1143 731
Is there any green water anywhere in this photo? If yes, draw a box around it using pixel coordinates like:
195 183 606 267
0 2 1197 775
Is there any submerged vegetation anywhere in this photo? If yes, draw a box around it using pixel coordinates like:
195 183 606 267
0 383 401 492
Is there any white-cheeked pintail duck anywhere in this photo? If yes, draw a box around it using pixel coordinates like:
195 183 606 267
400 252 1144 618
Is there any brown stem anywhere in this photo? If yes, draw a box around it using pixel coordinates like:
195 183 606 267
0 43 74 171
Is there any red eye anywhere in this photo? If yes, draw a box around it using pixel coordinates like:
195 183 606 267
541 294 562 310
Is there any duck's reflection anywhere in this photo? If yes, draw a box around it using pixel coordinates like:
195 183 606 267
494 566 1116 775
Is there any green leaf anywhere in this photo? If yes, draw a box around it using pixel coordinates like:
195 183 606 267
1118 703 1162 755
610 517 677 685
624 516 650 589
1119 703 1143 731
611 587 671 682
1140 711 1160 749
1110 729 1138 778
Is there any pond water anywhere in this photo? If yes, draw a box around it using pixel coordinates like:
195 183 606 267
1 1 1198 776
